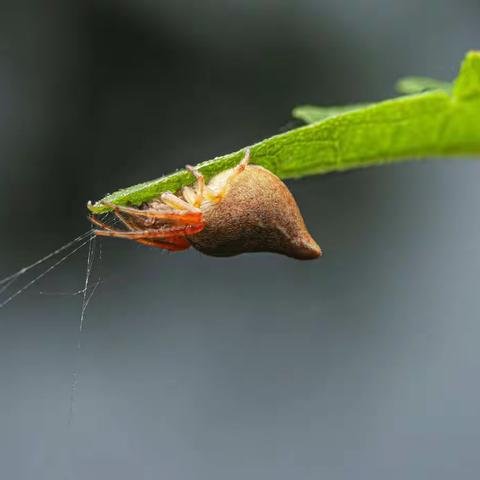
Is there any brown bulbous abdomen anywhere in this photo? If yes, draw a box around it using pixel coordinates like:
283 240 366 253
187 165 321 260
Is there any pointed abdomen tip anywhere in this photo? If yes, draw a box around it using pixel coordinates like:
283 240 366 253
291 236 322 260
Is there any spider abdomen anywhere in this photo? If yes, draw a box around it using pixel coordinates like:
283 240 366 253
187 165 321 260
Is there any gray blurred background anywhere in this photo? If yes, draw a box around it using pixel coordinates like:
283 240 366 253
1 1 479 479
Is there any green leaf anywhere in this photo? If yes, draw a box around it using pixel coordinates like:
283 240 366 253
395 76 453 95
88 51 480 214
290 76 454 125
292 103 370 123
453 50 480 100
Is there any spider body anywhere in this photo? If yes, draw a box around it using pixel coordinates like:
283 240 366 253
90 150 322 260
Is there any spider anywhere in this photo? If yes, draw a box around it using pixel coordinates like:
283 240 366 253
89 149 321 260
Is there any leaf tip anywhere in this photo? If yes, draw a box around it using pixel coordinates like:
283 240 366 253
453 50 480 100
87 200 111 214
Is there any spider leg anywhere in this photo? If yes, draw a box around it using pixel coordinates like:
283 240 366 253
89 212 145 235
100 201 202 225
105 202 166 230
90 215 196 251
237 147 251 171
112 209 139 230
181 186 197 206
90 215 138 233
207 148 251 202
88 216 116 231
117 213 138 230
185 165 205 207
136 236 191 251
93 223 204 239
224 147 250 184
159 192 201 213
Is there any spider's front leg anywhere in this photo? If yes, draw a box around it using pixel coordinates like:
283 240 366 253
89 215 193 251
101 200 202 225
89 193 206 252
91 223 204 239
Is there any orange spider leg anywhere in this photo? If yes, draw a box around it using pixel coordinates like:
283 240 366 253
101 201 202 225
135 236 191 251
88 215 116 231
89 216 196 251
92 223 204 239
88 214 147 234
108 208 141 230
